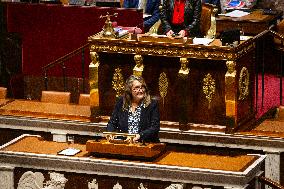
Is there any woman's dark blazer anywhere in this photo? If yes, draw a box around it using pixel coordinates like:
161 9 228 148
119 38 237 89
107 97 160 142
160 0 202 37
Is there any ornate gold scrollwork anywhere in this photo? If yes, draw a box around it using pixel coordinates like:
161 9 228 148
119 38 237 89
133 54 144 77
159 72 168 107
178 58 190 79
112 68 125 98
203 73 216 109
90 44 239 60
238 67 249 101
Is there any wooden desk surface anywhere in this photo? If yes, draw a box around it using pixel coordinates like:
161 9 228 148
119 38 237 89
0 100 91 122
0 99 10 106
216 10 283 35
2 135 257 172
217 10 279 22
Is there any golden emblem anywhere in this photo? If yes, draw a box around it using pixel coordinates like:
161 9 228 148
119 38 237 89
238 67 249 100
159 72 168 106
203 73 216 109
112 68 125 97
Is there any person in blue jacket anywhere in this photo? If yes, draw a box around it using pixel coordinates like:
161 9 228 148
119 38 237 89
123 0 161 32
107 75 160 143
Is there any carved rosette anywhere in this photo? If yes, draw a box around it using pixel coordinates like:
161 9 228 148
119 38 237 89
88 179 98 189
203 73 216 109
238 67 249 100
159 72 169 107
138 183 148 189
113 182 122 189
165 183 184 189
112 68 125 98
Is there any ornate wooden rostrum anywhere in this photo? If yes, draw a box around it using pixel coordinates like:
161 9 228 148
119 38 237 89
88 33 257 133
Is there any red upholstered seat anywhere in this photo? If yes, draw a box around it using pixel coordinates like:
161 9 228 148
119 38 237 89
41 91 71 104
0 87 7 99
78 94 90 106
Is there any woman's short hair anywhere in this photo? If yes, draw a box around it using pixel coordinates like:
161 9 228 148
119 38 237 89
123 75 151 110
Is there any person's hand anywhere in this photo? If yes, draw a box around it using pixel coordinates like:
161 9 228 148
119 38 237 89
133 134 140 142
106 134 115 142
178 30 186 37
166 30 174 38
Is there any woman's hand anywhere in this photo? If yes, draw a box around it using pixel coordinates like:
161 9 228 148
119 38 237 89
125 134 140 143
133 134 140 142
178 30 186 37
166 30 174 38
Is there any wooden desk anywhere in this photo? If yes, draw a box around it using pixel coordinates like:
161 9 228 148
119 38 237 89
0 100 91 122
0 135 265 189
0 99 10 107
216 10 283 35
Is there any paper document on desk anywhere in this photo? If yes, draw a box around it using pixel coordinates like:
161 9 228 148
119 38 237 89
193 38 214 45
224 10 250 17
58 148 81 156
143 13 152 18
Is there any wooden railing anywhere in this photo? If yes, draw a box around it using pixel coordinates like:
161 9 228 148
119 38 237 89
42 43 90 92
258 176 284 189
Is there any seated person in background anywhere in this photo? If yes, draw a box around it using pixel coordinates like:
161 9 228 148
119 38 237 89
203 0 222 13
223 0 257 11
160 0 202 38
123 0 161 32
107 75 160 143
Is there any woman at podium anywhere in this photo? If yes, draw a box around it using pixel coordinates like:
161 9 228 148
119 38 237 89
160 0 202 37
107 75 160 143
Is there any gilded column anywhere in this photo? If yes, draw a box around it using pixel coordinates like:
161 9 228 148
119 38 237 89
133 55 144 77
178 58 190 130
225 61 237 126
89 52 100 122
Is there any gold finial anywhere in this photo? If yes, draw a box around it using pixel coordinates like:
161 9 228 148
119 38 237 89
100 12 118 38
